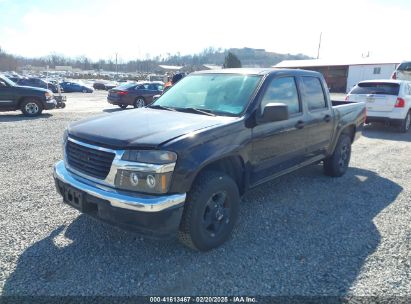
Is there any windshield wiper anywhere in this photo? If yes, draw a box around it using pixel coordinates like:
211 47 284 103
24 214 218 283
174 107 216 116
149 104 176 111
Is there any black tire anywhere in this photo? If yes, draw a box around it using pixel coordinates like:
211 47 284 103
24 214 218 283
134 97 145 108
20 99 43 117
399 111 411 133
119 104 128 109
323 134 352 177
178 171 240 251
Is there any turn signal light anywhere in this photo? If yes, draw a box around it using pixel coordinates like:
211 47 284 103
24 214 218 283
395 97 405 108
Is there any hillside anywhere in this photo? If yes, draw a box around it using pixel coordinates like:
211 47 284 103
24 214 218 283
0 46 311 72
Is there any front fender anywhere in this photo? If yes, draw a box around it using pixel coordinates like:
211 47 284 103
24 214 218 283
167 124 252 193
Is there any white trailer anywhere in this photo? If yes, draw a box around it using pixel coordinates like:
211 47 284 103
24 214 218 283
346 64 397 93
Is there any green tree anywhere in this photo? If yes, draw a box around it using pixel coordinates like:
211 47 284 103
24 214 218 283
223 52 242 68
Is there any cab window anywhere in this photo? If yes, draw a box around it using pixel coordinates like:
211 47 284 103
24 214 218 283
261 77 300 115
301 77 327 111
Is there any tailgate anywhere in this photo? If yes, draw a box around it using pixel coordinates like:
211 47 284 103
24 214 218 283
348 82 400 112
352 94 397 112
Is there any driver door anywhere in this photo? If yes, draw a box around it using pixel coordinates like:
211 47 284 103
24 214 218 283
250 76 310 185
0 79 16 110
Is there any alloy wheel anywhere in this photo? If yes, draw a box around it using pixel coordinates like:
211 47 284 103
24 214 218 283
202 191 230 238
25 102 39 115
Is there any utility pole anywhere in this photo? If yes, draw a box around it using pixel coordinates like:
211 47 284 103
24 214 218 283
317 32 322 59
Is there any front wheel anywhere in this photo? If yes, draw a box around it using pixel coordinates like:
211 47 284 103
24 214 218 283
323 134 352 177
21 99 43 117
399 111 411 133
178 171 240 251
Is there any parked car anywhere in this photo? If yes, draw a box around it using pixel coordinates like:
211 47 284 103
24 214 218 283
107 82 163 108
17 77 60 93
60 81 93 93
0 75 60 116
346 80 411 132
392 61 411 81
93 82 106 90
54 68 365 251
93 81 118 90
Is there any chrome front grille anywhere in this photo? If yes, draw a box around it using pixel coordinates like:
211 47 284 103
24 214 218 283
66 140 115 179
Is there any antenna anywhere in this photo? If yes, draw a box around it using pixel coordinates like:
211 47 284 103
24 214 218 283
317 32 322 59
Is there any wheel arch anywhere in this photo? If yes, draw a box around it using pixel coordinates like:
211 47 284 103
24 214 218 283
190 155 247 195
327 124 356 157
17 96 43 108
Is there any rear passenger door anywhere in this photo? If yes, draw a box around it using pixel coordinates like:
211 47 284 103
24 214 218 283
250 76 310 185
299 76 334 158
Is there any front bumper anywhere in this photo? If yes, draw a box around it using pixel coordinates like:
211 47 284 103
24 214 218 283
44 98 57 110
53 161 186 238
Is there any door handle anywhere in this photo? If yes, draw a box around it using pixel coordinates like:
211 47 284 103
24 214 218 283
295 120 305 129
324 115 331 122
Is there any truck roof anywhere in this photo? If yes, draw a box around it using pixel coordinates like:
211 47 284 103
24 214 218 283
193 68 321 77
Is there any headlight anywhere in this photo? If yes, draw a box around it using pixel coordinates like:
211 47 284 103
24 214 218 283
122 150 177 164
115 150 177 194
45 91 53 99
115 170 173 194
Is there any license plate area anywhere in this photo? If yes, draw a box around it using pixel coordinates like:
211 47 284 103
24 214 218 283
63 185 84 211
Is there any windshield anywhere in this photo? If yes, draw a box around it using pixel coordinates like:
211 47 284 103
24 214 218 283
152 74 262 116
0 75 16 86
351 82 400 95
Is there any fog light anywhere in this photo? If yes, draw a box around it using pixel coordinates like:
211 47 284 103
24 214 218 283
130 172 139 186
146 175 156 188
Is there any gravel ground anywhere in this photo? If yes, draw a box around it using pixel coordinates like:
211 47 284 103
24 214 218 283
0 91 410 296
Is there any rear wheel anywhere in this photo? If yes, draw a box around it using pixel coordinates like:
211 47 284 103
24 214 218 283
21 99 43 117
134 97 145 108
323 134 352 177
178 171 240 251
399 111 411 133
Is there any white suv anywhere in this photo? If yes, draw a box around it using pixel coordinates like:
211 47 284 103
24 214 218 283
392 61 411 81
346 80 411 132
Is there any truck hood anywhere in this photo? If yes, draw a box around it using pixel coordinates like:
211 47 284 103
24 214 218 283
15 85 50 93
68 108 236 148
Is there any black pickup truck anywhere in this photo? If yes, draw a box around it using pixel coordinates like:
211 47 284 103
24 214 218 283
0 75 58 116
53 68 365 251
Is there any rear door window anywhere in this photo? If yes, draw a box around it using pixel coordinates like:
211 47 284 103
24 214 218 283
301 77 327 111
351 83 400 95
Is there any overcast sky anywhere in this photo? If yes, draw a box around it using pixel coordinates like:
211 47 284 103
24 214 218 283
0 0 410 62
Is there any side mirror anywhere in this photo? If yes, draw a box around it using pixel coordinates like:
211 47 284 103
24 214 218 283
0 81 7 87
258 103 289 124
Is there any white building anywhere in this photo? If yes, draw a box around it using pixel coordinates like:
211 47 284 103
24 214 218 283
274 58 401 93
